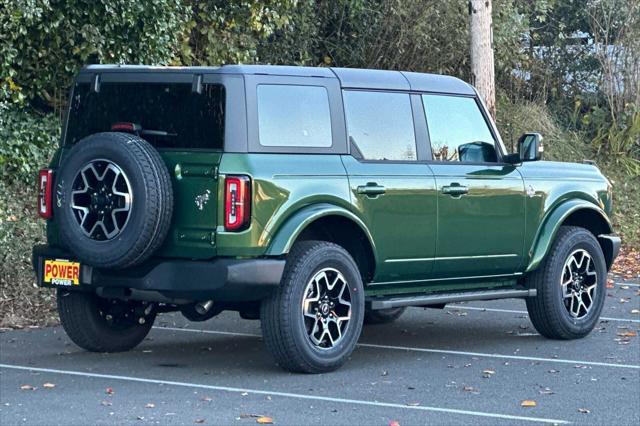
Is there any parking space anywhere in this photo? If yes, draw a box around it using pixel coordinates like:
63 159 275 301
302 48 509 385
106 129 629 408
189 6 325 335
1 280 638 425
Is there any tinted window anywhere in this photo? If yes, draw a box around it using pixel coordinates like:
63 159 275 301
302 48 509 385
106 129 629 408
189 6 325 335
66 83 225 149
422 95 497 162
343 91 416 161
257 84 332 147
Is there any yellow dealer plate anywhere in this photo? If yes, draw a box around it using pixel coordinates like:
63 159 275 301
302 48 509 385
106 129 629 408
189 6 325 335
43 259 80 286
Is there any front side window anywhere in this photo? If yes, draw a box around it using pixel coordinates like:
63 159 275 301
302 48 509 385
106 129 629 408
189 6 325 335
343 91 416 161
422 95 497 162
257 84 332 148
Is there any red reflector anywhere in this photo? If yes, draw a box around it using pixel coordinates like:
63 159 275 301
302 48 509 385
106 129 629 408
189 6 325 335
224 175 251 231
38 169 54 219
111 122 141 133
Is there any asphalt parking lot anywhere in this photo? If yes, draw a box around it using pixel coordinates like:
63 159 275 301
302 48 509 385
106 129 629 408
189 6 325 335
1 278 638 426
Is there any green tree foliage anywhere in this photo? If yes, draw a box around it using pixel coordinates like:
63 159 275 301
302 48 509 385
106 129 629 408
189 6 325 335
181 0 304 66
0 105 59 184
1 0 190 110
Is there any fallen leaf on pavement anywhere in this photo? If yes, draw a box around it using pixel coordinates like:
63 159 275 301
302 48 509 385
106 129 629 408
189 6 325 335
256 416 273 424
521 400 537 408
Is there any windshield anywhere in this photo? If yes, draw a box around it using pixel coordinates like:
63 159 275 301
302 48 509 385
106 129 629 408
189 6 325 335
65 82 225 149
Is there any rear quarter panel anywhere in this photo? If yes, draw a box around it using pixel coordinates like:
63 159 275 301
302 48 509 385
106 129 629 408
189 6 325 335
215 153 352 256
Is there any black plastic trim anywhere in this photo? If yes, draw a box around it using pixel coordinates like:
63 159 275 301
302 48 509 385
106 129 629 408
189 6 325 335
32 245 284 301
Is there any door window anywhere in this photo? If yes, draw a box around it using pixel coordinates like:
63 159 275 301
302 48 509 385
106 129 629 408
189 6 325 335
343 91 417 161
422 95 497 162
257 84 332 148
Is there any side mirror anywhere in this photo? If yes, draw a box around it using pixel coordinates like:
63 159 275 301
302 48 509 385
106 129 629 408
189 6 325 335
518 132 543 162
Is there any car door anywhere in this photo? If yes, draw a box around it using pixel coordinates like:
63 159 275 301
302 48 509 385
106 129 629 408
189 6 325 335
422 93 526 279
341 90 437 284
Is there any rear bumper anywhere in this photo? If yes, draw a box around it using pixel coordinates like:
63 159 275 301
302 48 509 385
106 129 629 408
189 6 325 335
32 245 285 301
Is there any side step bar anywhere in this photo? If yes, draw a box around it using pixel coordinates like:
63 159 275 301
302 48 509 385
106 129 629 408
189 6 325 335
369 288 537 310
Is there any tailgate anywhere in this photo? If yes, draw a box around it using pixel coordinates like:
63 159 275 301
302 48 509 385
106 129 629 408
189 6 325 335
156 151 221 259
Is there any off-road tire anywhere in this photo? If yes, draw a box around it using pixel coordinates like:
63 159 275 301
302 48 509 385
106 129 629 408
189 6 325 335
525 226 606 340
260 241 365 373
57 290 155 352
55 132 173 269
364 307 406 324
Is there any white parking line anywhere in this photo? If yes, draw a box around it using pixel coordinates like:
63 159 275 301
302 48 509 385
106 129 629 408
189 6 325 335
454 306 640 323
615 282 640 287
0 363 569 424
153 326 640 370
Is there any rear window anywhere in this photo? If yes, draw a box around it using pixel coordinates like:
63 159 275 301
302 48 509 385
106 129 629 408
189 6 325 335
65 82 225 149
257 84 332 148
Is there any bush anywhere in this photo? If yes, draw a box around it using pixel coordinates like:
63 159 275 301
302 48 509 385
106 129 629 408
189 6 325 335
0 180 58 328
495 95 591 162
0 105 59 184
1 0 191 110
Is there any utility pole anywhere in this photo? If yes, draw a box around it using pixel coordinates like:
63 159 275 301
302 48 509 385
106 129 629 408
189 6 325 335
469 0 496 118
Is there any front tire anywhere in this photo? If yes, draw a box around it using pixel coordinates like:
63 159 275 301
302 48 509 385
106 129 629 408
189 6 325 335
260 241 365 373
57 290 155 352
525 226 606 340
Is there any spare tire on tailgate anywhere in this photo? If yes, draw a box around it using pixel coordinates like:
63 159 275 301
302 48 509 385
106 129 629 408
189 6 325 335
55 132 173 269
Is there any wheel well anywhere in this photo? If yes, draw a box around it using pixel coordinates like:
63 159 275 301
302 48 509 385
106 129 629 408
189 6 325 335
295 216 375 282
561 208 615 268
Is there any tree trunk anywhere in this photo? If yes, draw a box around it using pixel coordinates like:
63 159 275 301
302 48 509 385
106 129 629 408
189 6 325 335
469 0 496 119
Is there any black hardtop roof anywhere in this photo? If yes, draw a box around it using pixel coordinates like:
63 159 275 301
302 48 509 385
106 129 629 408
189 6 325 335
81 64 475 95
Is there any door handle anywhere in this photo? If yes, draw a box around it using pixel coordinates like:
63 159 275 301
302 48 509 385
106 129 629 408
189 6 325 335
357 183 386 197
442 183 469 197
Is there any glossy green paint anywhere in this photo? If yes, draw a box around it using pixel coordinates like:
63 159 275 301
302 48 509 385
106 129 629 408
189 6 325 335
428 163 525 278
155 151 221 258
264 203 376 259
341 155 437 282
175 153 613 295
47 148 615 295
517 161 613 273
214 153 354 257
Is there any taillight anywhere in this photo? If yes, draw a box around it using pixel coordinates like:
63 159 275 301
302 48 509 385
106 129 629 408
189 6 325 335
111 122 141 133
38 169 54 219
224 175 251 231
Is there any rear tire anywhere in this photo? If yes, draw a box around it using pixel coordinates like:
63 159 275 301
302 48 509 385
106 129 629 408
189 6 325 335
57 290 155 352
364 307 406 324
260 241 364 373
525 226 606 340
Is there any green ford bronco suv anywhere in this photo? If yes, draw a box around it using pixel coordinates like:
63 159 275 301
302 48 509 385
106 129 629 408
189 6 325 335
33 65 621 373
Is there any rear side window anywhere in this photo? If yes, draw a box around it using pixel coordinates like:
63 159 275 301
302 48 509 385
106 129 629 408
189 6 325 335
66 83 225 149
257 84 332 147
422 94 497 162
343 91 416 161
